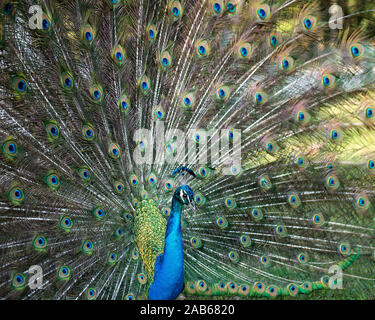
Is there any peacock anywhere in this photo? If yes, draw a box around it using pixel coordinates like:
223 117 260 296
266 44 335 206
1 0 375 300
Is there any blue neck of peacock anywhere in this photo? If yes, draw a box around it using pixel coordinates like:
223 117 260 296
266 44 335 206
148 192 185 299
164 195 183 250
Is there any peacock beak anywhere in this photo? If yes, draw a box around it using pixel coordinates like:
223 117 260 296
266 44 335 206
189 201 196 212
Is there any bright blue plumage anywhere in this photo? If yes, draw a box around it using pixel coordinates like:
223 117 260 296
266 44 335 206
149 185 195 300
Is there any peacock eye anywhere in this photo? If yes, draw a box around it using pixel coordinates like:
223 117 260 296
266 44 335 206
183 193 187 198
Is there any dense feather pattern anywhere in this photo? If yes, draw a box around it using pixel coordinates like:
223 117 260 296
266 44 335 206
0 0 375 300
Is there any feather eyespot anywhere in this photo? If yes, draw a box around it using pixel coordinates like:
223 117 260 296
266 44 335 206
349 43 364 59
57 265 71 280
61 71 74 90
45 172 60 190
237 42 251 60
114 180 125 194
360 102 374 123
122 211 133 222
266 285 278 297
215 85 230 101
156 110 163 119
78 167 92 182
211 1 223 15
162 207 170 217
297 252 308 264
270 35 277 46
287 283 299 296
146 24 157 41
164 178 174 191
160 51 172 69
355 193 370 211
90 85 103 102
132 249 139 260
154 105 165 120
256 5 270 21
338 242 351 255
130 174 139 187
148 172 158 186
32 235 47 251
329 127 343 142
125 293 135 300
118 92 130 114
59 215 73 231
216 216 228 229
181 92 195 109
228 251 239 263
312 213 325 227
198 166 210 178
325 174 340 191
260 255 270 266
12 76 27 95
196 280 207 292
169 1 183 20
196 40 210 57
11 273 26 290
224 197 236 209
82 25 95 44
268 33 281 48
86 288 97 300
226 1 237 14
251 208 263 221
45 121 60 140
82 124 95 141
366 159 375 174
295 109 310 125
114 227 124 239
280 56 294 71
275 225 287 237
264 139 278 154
138 273 147 284
190 236 202 248
240 235 251 247
108 142 121 159
92 206 105 220
113 44 126 66
254 90 267 105
302 16 317 30
301 281 312 293
2 138 17 159
141 189 149 200
366 107 373 119
321 74 336 89
194 192 206 206
40 14 52 33
287 192 301 208
3 2 15 16
253 281 265 294
295 155 309 169
139 75 151 94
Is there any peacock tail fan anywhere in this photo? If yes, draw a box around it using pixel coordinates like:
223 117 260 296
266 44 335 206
0 0 375 300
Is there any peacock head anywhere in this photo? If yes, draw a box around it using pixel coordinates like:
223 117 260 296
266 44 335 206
174 185 195 210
